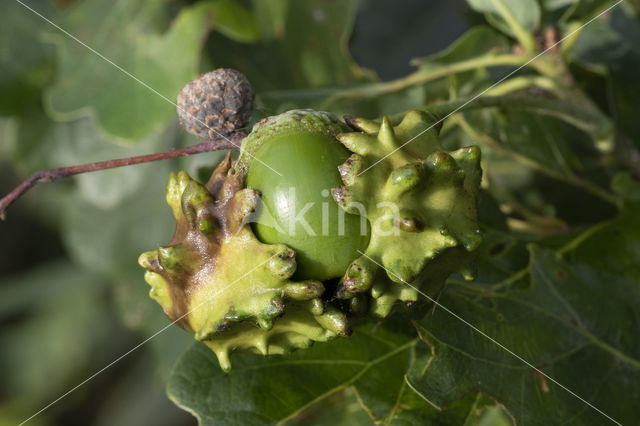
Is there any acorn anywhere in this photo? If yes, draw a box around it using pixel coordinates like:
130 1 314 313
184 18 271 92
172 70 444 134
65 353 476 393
238 109 371 280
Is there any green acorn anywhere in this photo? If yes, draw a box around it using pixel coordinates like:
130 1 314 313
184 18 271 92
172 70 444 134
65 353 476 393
138 155 349 371
238 110 371 281
332 111 482 317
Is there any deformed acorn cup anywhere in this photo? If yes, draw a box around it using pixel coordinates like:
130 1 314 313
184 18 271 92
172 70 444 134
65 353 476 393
138 154 350 372
332 111 482 317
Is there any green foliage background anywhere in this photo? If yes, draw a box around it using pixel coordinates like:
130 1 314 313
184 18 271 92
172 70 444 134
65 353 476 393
1 0 640 425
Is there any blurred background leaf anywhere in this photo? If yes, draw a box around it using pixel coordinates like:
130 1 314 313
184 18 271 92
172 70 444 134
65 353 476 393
467 0 541 38
410 203 640 425
568 5 640 146
0 0 55 116
45 0 216 140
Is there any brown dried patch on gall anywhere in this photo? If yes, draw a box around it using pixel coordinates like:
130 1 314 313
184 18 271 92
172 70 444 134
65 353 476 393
331 186 351 205
343 115 361 131
140 157 250 331
343 276 357 291
397 216 423 232
206 152 233 192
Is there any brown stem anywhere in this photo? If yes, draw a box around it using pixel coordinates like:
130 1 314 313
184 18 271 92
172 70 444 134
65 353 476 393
0 130 247 220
